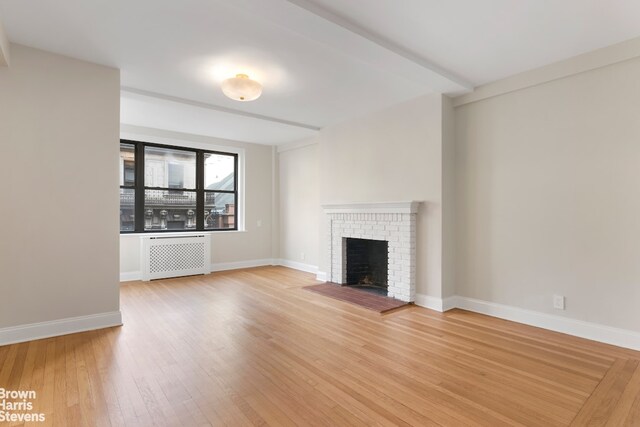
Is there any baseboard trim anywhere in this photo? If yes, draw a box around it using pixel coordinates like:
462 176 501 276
0 311 123 346
414 294 458 312
211 258 275 272
120 271 142 282
316 271 327 282
275 259 318 274
415 294 444 311
453 296 640 351
121 259 280 281
414 294 640 350
442 296 458 312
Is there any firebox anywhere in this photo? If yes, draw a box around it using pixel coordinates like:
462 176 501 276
345 238 388 295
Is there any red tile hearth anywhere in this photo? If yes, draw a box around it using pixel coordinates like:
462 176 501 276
303 283 410 313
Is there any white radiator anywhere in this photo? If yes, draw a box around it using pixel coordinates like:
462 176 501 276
140 235 211 281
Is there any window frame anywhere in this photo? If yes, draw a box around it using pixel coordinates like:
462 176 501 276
119 142 136 232
120 139 239 234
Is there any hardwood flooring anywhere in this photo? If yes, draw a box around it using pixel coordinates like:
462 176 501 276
1 266 639 426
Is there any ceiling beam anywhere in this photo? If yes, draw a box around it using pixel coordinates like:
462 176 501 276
228 0 473 94
121 87 322 131
0 17 10 66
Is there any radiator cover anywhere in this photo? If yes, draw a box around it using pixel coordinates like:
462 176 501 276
141 235 211 281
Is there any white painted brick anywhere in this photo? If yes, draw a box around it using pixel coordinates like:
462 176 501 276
327 208 417 300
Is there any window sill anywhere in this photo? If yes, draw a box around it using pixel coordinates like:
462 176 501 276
120 230 247 238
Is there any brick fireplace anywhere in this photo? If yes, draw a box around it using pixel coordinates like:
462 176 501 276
322 202 420 302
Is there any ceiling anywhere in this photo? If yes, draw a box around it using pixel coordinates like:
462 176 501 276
1 0 639 144
308 0 640 86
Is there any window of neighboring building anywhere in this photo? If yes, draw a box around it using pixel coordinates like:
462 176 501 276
119 140 238 233
123 161 135 186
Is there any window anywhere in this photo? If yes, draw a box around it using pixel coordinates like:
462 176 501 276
204 153 236 230
119 143 136 232
119 140 238 233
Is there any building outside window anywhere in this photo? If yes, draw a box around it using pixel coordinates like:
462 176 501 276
119 140 238 233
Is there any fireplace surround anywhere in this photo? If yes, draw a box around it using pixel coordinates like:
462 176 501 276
322 202 420 302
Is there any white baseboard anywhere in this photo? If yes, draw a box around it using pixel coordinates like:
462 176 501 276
415 294 640 351
453 296 640 351
120 271 142 282
316 271 327 282
414 294 445 311
414 294 459 312
0 311 123 346
121 259 277 282
275 259 318 274
211 258 275 272
442 296 458 311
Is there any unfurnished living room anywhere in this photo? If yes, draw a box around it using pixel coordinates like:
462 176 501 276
1 1 640 426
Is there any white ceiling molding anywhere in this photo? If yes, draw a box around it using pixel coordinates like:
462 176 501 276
0 18 10 66
227 0 473 94
121 87 320 131
276 137 319 153
120 124 248 154
454 36 640 107
120 89 320 145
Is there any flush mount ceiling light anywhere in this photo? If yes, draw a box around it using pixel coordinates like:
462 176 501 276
221 73 263 101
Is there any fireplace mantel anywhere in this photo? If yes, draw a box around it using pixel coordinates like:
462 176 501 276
321 201 421 215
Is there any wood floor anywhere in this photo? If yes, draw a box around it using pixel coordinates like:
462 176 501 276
1 267 639 426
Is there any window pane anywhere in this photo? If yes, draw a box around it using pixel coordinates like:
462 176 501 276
120 143 135 186
205 192 235 229
144 189 197 230
120 188 135 232
204 153 235 191
145 146 196 189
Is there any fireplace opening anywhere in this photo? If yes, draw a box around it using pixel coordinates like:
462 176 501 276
345 238 388 296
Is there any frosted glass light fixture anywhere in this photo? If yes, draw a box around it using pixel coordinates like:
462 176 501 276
221 73 263 101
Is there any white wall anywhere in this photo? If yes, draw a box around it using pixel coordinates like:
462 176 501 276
316 94 447 298
278 142 320 268
0 45 120 331
119 126 275 277
455 56 640 331
277 94 451 298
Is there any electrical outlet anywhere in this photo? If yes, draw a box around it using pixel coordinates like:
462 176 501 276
301 252 306 261
256 219 262 227
553 295 565 310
